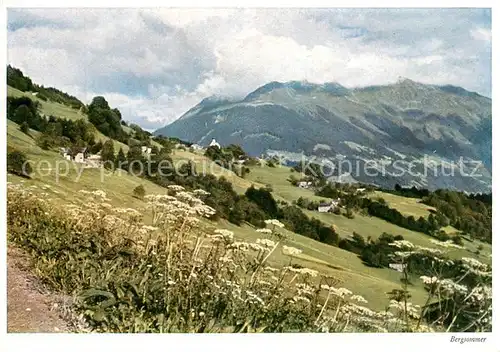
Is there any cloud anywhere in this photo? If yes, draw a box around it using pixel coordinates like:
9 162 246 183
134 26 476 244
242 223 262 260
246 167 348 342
7 8 491 130
470 28 492 42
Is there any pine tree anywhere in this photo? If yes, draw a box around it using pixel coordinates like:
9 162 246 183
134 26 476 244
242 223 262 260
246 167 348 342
127 145 144 174
101 139 115 169
115 147 127 170
20 121 30 135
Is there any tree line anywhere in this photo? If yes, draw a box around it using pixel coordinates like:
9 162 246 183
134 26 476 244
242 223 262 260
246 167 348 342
7 65 85 109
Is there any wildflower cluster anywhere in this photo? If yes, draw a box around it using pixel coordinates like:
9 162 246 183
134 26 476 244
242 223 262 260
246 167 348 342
6 183 492 333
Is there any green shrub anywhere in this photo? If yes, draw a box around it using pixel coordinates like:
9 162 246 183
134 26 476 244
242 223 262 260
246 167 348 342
133 185 146 199
7 150 32 177
7 184 491 333
20 121 30 135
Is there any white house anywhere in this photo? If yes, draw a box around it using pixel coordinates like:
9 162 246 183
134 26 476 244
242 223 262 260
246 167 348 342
332 198 341 207
389 263 407 273
191 144 204 150
86 154 102 168
317 198 341 213
318 202 332 213
74 152 85 163
62 147 87 163
298 181 312 189
209 138 221 149
60 147 71 160
141 146 152 155
355 188 366 194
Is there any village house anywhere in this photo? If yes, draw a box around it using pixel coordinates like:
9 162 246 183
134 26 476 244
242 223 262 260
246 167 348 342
60 147 71 161
141 146 152 155
86 153 102 168
74 150 86 163
317 198 341 213
191 144 204 151
60 146 101 168
355 188 366 194
298 181 312 189
317 202 332 213
389 263 407 273
60 147 87 163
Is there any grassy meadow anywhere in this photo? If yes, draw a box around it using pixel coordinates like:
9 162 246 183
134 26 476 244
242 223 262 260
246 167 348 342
6 90 491 318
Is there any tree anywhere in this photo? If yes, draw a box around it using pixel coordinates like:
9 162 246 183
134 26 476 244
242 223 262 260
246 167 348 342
147 148 173 176
7 150 32 177
115 147 127 170
88 96 110 111
133 185 146 200
14 105 34 125
89 141 103 154
101 140 115 169
245 186 279 218
345 207 355 219
127 145 145 174
452 235 464 246
87 96 126 141
20 121 30 135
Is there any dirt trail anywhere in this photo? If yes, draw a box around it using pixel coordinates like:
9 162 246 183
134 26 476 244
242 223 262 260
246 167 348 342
7 247 70 333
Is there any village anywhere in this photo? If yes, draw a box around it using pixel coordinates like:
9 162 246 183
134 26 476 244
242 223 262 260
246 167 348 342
59 145 153 168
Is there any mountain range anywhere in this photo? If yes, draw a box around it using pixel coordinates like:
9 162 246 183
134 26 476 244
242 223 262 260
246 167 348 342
155 79 492 192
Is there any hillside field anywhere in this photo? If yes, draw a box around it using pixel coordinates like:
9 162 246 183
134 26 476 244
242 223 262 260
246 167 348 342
7 116 491 312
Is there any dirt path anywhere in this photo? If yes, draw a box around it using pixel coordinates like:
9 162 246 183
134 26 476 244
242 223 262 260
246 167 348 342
7 247 70 333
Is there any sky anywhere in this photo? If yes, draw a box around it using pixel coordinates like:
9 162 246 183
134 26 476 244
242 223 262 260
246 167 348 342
7 8 492 131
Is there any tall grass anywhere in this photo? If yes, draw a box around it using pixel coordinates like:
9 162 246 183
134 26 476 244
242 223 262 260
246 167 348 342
7 183 491 333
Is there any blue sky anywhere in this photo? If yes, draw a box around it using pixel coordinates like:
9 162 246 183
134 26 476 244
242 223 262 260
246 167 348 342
7 8 491 130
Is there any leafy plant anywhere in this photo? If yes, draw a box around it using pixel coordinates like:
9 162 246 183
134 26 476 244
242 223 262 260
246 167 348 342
133 185 146 200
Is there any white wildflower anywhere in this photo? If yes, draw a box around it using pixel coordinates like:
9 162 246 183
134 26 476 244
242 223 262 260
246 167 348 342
350 295 368 304
193 189 210 196
167 185 185 192
420 276 439 285
439 279 468 295
264 219 285 228
430 239 463 249
293 296 311 304
282 245 302 256
389 240 415 250
256 228 272 234
213 229 234 241
256 238 276 248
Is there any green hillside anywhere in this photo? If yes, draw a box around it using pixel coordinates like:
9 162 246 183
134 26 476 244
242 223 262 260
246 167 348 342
5 72 491 325
7 112 492 312
7 118 427 310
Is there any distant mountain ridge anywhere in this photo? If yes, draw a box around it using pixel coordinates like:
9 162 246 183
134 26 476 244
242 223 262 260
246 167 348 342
155 79 492 192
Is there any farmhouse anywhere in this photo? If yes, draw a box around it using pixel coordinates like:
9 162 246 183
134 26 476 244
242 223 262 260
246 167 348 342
86 154 102 168
60 147 71 161
60 147 87 163
74 151 86 163
389 263 407 272
317 198 341 213
318 202 332 213
298 181 312 189
141 146 152 155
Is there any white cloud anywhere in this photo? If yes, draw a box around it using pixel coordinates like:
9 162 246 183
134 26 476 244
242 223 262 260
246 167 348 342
470 28 492 42
7 8 491 129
